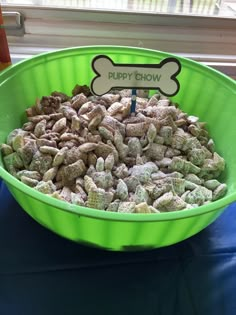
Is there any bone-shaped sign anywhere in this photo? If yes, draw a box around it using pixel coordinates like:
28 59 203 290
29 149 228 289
91 55 181 97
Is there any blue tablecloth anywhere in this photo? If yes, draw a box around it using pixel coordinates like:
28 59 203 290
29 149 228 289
1 179 236 315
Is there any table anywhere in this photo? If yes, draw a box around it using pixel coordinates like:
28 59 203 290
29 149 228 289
1 180 236 315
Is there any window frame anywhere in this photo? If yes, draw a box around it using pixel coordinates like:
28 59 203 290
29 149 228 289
2 4 236 78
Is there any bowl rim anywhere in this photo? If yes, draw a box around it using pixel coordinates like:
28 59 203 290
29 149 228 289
0 45 235 89
0 45 236 222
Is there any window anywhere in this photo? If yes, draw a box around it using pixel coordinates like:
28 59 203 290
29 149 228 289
2 0 236 16
1 0 236 77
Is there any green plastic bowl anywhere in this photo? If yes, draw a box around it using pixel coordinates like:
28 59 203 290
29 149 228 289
0 46 236 251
